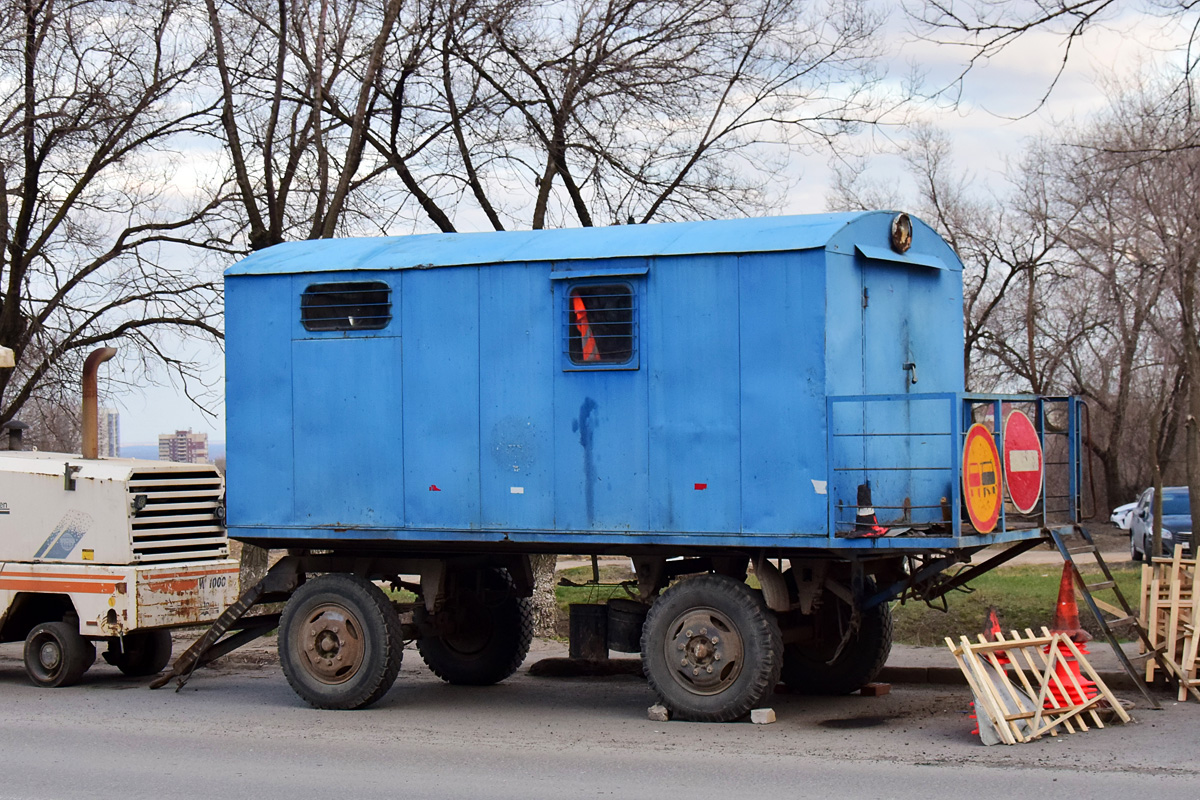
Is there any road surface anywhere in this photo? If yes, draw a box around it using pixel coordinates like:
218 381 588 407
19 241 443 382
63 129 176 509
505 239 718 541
1 637 1195 799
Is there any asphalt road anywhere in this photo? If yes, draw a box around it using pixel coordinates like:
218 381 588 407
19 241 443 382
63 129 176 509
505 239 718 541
2 639 1196 800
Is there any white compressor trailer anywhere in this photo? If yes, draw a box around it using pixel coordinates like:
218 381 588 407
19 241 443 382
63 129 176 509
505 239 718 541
0 350 240 687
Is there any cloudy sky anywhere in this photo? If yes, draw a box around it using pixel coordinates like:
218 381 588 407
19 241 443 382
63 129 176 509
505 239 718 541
111 4 1187 447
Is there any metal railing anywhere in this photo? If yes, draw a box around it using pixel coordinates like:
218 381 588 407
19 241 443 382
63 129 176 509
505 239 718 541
825 393 1083 538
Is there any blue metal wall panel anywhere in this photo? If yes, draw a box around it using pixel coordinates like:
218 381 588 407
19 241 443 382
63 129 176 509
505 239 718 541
738 251 828 535
479 263 555 529
291 336 405 527
823 251 865 397
225 274 294 527
402 267 482 529
553 278 649 532
645 255 741 533
860 258 915 521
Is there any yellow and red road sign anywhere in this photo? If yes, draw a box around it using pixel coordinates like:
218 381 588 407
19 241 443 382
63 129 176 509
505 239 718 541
963 423 1002 533
1003 410 1044 515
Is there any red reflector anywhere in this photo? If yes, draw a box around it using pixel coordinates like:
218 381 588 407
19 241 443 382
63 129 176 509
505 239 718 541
429 485 441 492
694 483 707 490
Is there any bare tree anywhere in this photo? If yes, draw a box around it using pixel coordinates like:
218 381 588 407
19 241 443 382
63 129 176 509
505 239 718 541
909 1 1199 122
358 0 902 231
204 0 411 250
827 116 1191 511
829 124 1074 392
0 0 226 440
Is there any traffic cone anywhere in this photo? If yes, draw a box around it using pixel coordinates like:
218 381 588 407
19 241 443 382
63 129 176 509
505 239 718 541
982 606 1009 664
855 482 888 537
1048 564 1092 644
1044 563 1097 707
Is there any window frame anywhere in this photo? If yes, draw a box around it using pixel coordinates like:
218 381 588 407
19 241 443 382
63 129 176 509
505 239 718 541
299 280 393 334
559 279 640 371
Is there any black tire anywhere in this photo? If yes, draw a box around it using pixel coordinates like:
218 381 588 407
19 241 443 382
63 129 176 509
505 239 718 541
104 629 173 677
779 578 892 696
417 568 533 685
641 574 782 722
279 574 403 710
24 621 96 688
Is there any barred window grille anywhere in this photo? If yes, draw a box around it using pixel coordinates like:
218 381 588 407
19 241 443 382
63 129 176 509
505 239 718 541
301 281 392 331
567 284 634 365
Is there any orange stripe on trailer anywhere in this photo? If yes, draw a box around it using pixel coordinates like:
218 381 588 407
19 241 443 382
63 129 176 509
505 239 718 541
0 578 118 594
0 570 124 581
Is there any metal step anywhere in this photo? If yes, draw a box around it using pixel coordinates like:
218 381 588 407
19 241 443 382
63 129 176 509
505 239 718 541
1048 525 1161 710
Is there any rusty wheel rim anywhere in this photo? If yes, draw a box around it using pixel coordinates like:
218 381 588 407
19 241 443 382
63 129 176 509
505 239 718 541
38 640 63 672
662 607 744 696
295 602 366 685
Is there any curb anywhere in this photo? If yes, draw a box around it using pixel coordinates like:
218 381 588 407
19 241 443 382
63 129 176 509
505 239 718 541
878 665 1141 691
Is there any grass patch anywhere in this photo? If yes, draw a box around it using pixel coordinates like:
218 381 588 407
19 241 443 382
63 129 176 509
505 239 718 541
554 564 638 614
385 588 418 603
893 564 1141 646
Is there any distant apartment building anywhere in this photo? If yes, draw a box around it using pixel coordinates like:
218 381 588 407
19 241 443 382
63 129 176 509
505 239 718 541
98 408 120 458
158 429 209 464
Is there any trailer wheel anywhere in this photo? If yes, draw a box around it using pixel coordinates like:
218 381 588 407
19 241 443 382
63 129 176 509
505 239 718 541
278 574 403 710
24 621 96 688
641 574 782 722
104 630 173 677
417 568 533 685
779 579 893 695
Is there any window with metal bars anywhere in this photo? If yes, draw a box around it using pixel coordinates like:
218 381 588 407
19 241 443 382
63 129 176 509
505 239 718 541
566 284 634 366
301 281 392 331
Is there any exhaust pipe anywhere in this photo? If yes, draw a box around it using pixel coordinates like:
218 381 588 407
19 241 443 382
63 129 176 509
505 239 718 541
82 347 116 459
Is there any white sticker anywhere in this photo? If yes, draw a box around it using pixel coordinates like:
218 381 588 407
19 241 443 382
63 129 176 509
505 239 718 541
811 479 827 495
510 486 525 494
1009 450 1040 472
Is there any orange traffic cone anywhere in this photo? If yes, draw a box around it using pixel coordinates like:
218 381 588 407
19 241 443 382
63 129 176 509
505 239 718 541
983 606 1009 664
1048 564 1092 644
1044 563 1097 707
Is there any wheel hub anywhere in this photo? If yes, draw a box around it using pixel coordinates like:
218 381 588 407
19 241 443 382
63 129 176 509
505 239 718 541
664 608 744 695
298 604 365 684
38 641 62 671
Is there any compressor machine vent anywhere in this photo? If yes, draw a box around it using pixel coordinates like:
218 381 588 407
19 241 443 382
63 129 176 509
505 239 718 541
127 468 227 562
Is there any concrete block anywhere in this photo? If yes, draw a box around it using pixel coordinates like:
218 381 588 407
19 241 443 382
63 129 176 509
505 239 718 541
750 708 776 724
860 682 891 697
648 704 670 722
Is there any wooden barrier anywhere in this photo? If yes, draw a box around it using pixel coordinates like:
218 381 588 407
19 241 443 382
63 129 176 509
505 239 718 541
946 627 1130 745
1140 545 1199 701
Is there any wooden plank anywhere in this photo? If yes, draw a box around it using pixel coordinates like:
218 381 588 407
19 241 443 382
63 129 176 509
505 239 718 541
1091 596 1127 619
953 635 1018 745
1023 627 1078 735
1166 546 1185 674
1059 634 1130 725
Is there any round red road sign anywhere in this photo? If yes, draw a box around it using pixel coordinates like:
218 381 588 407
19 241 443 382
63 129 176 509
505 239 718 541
1003 410 1044 514
962 423 1002 533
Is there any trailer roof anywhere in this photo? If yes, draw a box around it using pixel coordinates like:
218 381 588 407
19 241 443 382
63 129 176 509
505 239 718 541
0 451 219 482
226 211 955 276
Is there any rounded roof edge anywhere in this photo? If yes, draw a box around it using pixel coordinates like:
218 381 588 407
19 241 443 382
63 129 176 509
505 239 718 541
224 212 879 276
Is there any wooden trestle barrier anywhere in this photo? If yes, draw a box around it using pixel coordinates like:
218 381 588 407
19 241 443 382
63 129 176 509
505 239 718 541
946 628 1131 745
1140 545 1200 702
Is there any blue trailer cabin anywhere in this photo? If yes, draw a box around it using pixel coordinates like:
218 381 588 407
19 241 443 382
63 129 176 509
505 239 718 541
201 212 1086 719
225 211 1078 553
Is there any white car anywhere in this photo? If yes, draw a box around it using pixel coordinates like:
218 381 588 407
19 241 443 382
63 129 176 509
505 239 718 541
1110 501 1136 530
